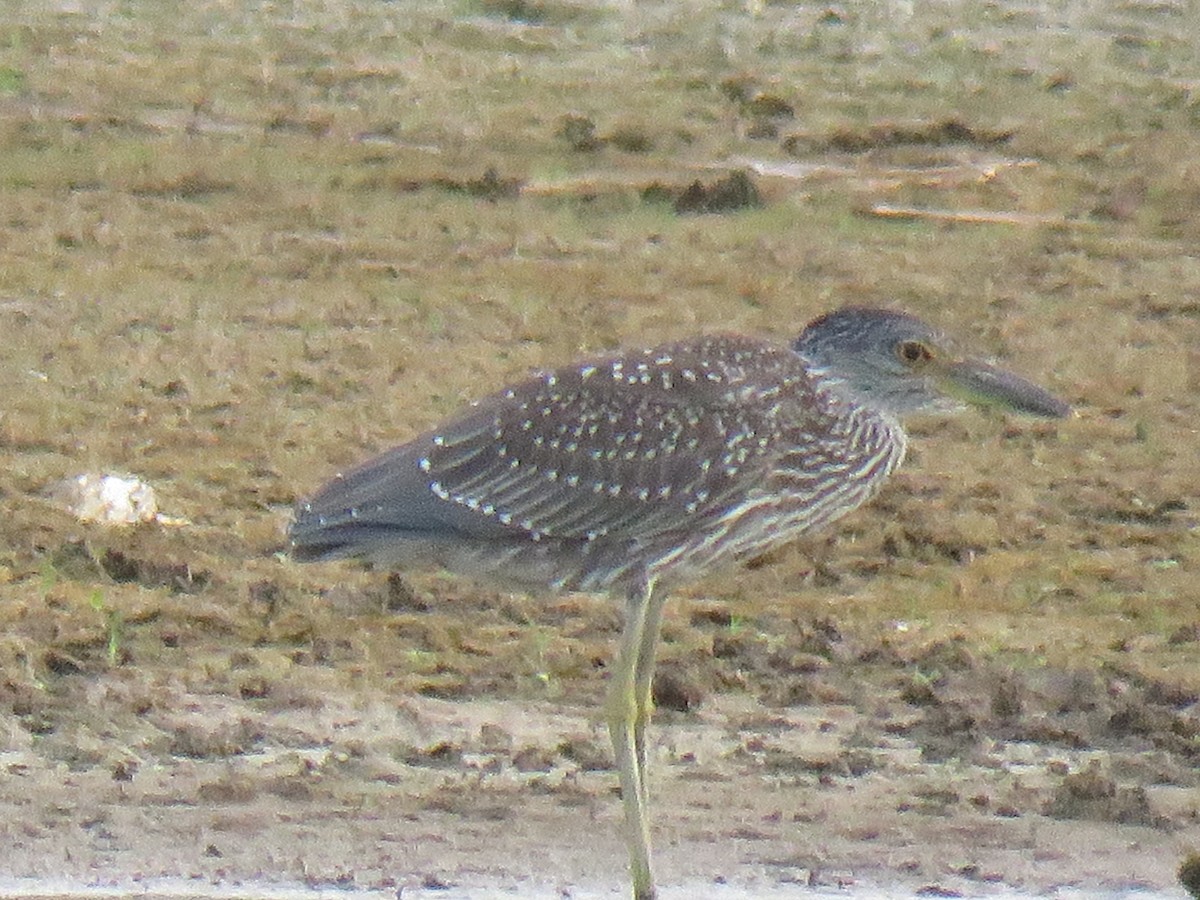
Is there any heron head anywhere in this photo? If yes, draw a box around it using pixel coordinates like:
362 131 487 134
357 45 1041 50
793 307 1071 419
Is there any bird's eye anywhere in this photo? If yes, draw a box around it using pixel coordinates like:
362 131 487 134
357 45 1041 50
896 340 934 365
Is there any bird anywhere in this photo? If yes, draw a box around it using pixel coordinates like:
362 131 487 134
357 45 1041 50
289 306 1070 900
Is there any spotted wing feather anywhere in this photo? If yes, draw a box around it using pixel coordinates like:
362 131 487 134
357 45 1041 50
291 336 834 561
420 336 828 542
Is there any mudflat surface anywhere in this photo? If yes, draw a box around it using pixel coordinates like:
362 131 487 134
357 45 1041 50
0 1 1198 897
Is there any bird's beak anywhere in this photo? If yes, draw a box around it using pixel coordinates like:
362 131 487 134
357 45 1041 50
934 358 1072 418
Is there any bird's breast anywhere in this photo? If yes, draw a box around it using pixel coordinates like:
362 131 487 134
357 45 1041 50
644 403 906 583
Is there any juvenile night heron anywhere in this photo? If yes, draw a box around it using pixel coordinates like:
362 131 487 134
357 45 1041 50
290 307 1070 900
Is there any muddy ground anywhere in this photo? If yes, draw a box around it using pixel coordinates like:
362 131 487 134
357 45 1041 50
1 0 1199 896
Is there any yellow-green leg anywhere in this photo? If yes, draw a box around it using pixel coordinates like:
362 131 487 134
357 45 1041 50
632 584 668 807
606 580 666 900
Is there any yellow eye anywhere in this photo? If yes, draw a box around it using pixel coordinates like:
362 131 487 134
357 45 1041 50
897 340 934 365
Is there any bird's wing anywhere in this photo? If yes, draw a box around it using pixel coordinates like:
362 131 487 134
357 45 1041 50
411 335 833 543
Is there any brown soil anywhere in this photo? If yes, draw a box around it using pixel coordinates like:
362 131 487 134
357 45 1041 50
1 0 1198 897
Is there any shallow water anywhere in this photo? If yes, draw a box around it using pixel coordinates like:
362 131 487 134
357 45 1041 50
0 878 1180 900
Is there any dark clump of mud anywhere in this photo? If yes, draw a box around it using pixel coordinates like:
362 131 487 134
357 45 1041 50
101 548 210 593
783 118 1015 155
1044 762 1162 827
1180 853 1200 899
639 170 763 215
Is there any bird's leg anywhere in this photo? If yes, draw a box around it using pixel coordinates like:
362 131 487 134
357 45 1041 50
631 585 668 808
606 580 660 900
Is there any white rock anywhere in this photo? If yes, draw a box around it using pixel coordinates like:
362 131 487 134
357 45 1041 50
59 473 159 526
